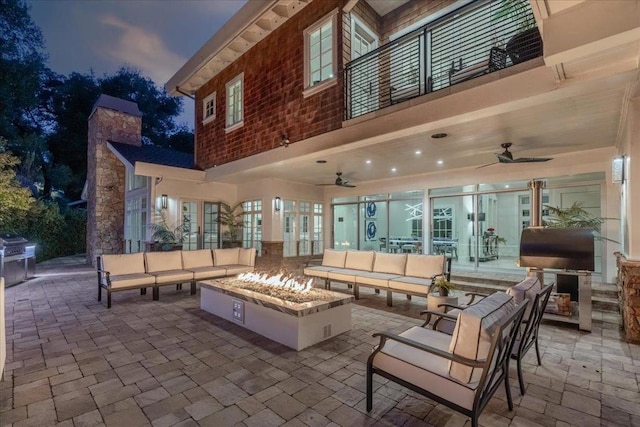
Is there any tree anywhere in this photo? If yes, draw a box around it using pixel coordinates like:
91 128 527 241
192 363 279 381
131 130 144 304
45 67 187 199
0 137 34 229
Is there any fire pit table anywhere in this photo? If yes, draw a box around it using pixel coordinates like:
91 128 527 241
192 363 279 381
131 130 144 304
199 273 353 350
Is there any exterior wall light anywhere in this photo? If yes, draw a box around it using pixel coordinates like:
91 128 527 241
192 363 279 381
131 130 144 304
275 196 281 212
161 194 168 210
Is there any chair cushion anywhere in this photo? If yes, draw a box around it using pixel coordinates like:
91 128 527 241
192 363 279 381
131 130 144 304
345 251 375 271
187 266 227 280
449 292 515 384
107 273 155 289
387 276 433 294
150 270 193 285
145 252 183 273
355 272 396 289
373 253 407 275
405 255 444 279
322 249 347 268
181 249 214 269
373 326 477 410
214 248 240 266
102 253 146 276
303 266 336 279
507 277 540 319
238 248 256 266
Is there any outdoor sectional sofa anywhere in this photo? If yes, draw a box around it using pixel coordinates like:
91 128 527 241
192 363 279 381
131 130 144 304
304 249 451 306
97 247 256 308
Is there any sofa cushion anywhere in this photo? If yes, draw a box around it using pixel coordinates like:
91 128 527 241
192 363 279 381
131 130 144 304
214 248 240 266
374 326 477 410
507 277 540 319
345 250 375 271
373 253 407 275
102 253 146 276
108 273 155 289
181 250 214 269
405 255 444 279
145 252 183 273
149 269 193 285
355 272 396 289
224 265 254 276
387 276 432 294
187 266 227 280
327 269 364 283
238 248 256 266
303 266 336 279
448 292 515 384
322 249 347 268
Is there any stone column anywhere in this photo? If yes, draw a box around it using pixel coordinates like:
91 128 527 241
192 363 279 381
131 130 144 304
86 95 142 265
616 253 640 343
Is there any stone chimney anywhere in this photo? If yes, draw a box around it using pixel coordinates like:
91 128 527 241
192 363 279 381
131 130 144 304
87 94 142 265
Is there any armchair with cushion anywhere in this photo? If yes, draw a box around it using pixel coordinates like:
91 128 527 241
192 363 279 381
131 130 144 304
427 277 554 395
367 292 527 427
449 46 507 87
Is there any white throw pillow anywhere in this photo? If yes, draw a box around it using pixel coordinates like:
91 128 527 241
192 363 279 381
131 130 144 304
345 251 375 271
322 249 347 268
214 248 240 266
373 253 407 275
405 255 444 279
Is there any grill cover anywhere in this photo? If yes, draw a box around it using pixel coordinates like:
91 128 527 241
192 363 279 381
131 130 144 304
519 227 595 271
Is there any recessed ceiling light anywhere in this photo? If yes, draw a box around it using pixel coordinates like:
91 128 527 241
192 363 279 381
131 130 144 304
415 150 422 155
431 133 448 139
391 167 397 172
437 160 443 165
365 160 371 164
505 185 510 188
316 160 327 164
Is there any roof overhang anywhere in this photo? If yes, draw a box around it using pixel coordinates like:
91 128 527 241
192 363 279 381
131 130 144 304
135 162 206 182
166 0 311 96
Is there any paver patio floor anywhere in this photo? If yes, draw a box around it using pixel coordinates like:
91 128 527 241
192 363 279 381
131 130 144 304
1 256 639 426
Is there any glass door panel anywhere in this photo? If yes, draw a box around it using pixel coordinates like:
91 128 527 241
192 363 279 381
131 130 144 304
203 202 220 250
333 204 357 250
299 202 311 256
283 200 296 257
388 199 421 253
432 195 473 269
181 201 199 250
359 201 387 251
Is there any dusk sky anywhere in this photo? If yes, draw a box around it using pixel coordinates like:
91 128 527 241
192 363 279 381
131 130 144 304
28 0 248 128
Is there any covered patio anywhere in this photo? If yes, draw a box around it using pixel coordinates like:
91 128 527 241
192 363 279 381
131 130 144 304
1 257 638 426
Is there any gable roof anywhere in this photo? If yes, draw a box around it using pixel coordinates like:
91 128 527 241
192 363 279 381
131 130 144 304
108 141 195 170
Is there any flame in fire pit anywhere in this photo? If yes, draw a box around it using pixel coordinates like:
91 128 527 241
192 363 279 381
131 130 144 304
237 271 314 293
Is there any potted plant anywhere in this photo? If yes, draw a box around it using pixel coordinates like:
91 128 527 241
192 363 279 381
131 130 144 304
543 202 618 243
493 0 542 64
218 202 245 248
148 209 185 251
431 277 456 297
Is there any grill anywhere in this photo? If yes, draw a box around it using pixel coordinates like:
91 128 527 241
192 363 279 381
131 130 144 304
0 233 36 286
518 227 595 271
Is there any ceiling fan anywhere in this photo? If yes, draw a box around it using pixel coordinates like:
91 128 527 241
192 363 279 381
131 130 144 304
477 142 553 168
316 172 356 188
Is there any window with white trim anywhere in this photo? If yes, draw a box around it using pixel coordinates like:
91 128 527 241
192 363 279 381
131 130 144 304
304 10 337 93
202 92 216 124
226 74 243 130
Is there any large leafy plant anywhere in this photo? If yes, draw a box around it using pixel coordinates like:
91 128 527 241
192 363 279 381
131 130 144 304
218 202 245 241
544 202 617 243
149 209 185 250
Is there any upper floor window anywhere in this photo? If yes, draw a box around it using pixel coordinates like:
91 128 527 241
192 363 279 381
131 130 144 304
226 73 243 131
303 9 338 97
203 92 216 124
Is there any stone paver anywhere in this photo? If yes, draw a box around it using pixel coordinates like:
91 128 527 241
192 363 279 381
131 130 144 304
0 256 638 427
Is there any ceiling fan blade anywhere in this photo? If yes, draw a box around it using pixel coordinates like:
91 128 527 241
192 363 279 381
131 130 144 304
340 184 356 188
315 183 335 186
476 161 500 169
512 157 553 163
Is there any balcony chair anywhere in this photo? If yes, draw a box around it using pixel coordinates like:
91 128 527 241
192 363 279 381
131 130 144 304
428 278 554 395
367 292 528 427
448 46 507 87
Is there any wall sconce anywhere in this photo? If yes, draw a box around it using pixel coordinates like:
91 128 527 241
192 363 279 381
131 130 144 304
161 194 168 210
275 196 281 212
280 134 290 148
612 156 625 183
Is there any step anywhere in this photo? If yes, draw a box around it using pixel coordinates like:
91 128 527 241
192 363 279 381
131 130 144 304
451 280 620 313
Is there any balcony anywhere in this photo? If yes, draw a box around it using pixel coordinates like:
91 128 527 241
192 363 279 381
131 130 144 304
344 0 542 120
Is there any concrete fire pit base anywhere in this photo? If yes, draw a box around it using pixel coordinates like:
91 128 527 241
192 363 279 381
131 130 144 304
199 279 353 350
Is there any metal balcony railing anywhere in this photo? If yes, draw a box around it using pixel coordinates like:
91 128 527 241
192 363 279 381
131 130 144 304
344 0 541 120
